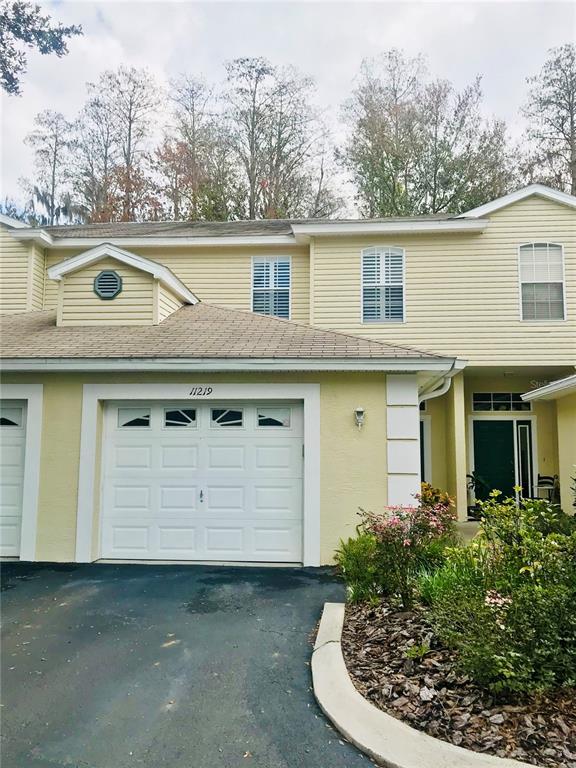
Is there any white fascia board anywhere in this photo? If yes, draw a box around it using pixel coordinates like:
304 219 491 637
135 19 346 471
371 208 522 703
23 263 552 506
11 229 53 245
522 373 576 401
457 184 576 218
0 214 30 229
291 219 487 241
47 243 198 304
0 357 460 373
38 235 296 249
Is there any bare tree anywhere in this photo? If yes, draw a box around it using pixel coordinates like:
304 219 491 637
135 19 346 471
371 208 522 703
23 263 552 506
522 43 576 195
91 66 160 220
23 109 74 224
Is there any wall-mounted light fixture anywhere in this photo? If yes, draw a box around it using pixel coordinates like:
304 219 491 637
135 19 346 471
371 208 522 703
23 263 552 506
354 406 365 430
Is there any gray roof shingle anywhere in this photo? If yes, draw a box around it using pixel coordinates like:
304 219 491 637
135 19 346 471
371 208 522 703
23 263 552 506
0 304 445 361
44 215 450 239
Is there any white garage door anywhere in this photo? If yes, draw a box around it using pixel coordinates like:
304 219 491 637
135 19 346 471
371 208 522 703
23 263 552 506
101 402 304 562
0 401 26 557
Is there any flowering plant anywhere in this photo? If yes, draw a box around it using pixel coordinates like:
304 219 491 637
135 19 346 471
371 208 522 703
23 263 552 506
359 493 456 609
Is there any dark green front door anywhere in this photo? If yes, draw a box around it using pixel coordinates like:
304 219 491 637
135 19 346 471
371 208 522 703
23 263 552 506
472 420 516 500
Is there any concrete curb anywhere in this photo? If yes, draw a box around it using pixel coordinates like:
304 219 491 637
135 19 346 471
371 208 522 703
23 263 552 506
312 602 535 768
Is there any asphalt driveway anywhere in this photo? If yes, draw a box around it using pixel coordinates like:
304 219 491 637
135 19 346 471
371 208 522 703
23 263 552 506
1 562 370 768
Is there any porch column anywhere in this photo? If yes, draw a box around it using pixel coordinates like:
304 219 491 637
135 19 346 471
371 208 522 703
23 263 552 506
386 374 420 505
446 372 468 521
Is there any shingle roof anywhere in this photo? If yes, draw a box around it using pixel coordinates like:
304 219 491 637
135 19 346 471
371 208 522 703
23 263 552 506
44 215 449 239
0 304 445 361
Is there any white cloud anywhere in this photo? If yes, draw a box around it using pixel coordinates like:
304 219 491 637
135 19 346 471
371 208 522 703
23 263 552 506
1 0 573 206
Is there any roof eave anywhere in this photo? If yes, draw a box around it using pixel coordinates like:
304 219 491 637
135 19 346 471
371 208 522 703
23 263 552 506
457 184 576 219
15 233 296 248
291 219 488 241
0 356 462 373
522 373 576 401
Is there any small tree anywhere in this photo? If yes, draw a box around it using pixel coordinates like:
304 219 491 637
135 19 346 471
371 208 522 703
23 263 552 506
0 0 81 95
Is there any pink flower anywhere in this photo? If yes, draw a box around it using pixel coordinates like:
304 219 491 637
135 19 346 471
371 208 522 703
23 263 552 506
402 538 411 547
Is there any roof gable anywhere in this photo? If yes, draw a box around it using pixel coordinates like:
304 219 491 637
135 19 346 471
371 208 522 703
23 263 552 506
457 184 576 219
46 243 198 305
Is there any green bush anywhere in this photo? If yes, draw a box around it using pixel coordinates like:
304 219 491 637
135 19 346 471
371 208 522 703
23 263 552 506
334 532 380 604
426 492 576 693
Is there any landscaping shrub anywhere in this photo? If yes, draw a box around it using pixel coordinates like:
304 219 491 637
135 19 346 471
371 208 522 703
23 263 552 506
334 531 380 603
335 484 456 609
426 490 576 694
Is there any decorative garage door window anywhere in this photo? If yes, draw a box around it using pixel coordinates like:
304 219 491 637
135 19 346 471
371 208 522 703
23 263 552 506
257 407 291 427
472 393 531 412
211 408 243 427
0 406 23 427
118 407 151 427
94 270 123 299
164 408 197 427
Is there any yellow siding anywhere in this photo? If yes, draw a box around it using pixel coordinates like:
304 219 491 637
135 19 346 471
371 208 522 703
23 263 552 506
157 283 183 323
45 246 311 324
311 197 576 366
28 244 45 310
557 393 576 514
2 371 388 564
0 226 31 314
57 257 155 326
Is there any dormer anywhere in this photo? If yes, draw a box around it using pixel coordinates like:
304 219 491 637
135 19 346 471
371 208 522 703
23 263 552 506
47 244 198 326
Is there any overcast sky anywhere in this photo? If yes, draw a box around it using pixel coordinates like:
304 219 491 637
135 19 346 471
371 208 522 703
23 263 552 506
1 0 574 206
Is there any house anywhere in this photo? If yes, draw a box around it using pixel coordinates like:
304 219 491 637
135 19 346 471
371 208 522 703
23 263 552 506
0 184 574 566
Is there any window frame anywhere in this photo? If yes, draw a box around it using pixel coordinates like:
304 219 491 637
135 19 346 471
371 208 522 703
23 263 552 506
251 255 292 320
471 392 532 413
360 246 406 324
517 242 567 322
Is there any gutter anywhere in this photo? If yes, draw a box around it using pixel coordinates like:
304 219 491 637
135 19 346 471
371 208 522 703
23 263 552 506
418 359 466 403
0 357 461 374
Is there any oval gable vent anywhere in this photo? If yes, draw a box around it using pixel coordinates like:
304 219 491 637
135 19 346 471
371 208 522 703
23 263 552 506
94 270 122 299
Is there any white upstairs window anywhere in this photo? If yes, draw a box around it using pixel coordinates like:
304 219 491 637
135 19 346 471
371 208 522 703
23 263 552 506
362 247 404 323
252 256 290 319
519 243 565 321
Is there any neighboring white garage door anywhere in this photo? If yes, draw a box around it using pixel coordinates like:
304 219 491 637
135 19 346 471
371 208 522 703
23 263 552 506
101 402 304 562
0 401 26 557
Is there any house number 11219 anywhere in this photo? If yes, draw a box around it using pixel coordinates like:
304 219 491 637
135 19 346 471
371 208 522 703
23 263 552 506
189 386 213 396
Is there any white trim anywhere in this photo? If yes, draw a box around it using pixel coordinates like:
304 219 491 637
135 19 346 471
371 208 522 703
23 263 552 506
522 374 576 401
517 242 567 323
75 383 321 566
13 232 296 248
46 243 198 305
0 384 43 560
291 219 488 240
251 255 292 320
360 246 405 325
386 375 421 505
420 414 432 484
467 414 539 503
458 184 576 219
1 357 459 373
10 229 53 244
0 214 29 229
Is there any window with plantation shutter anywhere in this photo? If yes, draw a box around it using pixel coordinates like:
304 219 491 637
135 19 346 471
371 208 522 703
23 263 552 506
361 247 405 323
252 256 290 318
519 243 565 321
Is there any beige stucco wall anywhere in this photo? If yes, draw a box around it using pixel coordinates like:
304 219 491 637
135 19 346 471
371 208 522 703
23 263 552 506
557 392 576 514
2 371 389 564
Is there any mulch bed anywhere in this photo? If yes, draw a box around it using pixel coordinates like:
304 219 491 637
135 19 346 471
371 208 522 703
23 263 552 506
341 601 576 768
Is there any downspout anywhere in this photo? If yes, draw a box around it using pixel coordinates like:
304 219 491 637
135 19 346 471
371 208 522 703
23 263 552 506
418 359 463 404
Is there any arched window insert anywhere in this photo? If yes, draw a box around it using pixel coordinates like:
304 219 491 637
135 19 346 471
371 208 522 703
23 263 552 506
361 246 405 323
519 243 565 321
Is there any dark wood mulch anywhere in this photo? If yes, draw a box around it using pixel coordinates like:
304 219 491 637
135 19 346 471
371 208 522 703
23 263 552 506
341 601 576 768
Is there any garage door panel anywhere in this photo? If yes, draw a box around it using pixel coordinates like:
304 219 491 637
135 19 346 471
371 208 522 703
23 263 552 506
101 402 303 562
0 401 26 557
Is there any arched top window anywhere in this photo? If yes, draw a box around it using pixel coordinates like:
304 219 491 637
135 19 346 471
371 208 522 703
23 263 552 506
519 243 565 321
361 246 404 323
